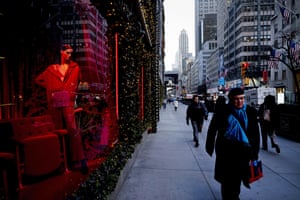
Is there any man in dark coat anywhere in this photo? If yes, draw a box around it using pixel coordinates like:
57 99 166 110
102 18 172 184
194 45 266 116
205 87 260 200
186 95 206 147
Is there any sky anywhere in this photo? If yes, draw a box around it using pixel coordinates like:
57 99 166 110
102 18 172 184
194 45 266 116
164 0 195 71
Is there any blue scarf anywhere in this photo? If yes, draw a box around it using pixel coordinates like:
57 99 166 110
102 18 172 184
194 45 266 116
224 104 250 146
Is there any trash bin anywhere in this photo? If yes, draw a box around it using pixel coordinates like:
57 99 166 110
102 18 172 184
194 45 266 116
278 104 300 142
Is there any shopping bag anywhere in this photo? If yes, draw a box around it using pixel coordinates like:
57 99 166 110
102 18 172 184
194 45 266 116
249 160 263 183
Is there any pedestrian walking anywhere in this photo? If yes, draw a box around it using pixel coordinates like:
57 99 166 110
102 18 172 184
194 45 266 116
205 87 260 199
162 99 167 110
199 96 209 120
214 95 227 113
258 95 280 153
186 95 206 147
173 99 178 111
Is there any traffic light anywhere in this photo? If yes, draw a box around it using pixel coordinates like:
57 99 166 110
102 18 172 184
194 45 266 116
241 62 249 78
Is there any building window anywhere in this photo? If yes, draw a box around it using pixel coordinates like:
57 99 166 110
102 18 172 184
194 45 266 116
274 71 278 81
282 70 286 80
274 23 278 33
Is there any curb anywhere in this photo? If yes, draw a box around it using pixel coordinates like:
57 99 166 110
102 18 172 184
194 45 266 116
108 130 149 200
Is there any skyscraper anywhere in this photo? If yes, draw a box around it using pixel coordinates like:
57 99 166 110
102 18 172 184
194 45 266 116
179 29 189 58
195 0 217 55
223 0 275 83
178 29 191 74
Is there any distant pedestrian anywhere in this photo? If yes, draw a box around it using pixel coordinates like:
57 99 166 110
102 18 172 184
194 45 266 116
214 95 227 114
167 98 171 104
162 99 167 110
258 95 280 153
199 96 209 120
186 95 206 147
173 99 178 111
205 87 260 199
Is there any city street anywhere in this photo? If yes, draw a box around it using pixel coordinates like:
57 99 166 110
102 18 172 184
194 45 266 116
111 102 300 200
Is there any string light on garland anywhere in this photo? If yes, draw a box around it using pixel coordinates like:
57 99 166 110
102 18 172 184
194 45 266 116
68 0 162 198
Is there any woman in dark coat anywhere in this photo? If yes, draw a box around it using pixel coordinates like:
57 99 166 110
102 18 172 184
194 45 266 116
258 95 280 153
205 88 260 200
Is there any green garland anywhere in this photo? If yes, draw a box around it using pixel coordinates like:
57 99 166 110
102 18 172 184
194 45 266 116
66 141 136 200
66 1 159 199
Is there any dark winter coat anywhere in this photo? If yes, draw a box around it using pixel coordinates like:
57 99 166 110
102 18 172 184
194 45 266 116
205 104 260 184
257 101 280 132
186 101 206 124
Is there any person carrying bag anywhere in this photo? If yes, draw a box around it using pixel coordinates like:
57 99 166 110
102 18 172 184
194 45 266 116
205 87 261 200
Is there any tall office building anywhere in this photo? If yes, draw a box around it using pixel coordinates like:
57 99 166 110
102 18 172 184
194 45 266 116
223 0 275 87
178 29 190 74
195 0 217 55
192 0 217 94
191 40 217 93
216 0 232 48
54 0 109 93
179 29 189 58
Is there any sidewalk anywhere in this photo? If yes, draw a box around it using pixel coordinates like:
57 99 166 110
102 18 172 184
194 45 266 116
111 102 300 200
